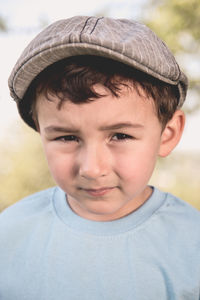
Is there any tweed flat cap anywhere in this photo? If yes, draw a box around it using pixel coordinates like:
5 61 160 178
8 16 188 126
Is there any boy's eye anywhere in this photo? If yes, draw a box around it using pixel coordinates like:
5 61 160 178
54 135 79 142
112 133 133 141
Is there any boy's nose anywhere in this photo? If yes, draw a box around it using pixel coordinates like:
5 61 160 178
78 145 110 180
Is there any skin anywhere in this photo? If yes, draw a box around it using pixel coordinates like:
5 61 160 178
35 84 185 221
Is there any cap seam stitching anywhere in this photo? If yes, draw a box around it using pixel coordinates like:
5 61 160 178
90 17 104 35
80 17 93 42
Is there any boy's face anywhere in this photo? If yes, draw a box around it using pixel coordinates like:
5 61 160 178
36 84 164 221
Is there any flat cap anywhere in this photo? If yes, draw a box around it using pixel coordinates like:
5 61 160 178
8 16 188 126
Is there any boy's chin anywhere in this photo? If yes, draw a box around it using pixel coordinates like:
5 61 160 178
67 195 136 222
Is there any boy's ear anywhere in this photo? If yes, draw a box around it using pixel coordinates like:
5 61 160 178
159 110 185 157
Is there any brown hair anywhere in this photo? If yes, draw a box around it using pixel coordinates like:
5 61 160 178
20 55 180 130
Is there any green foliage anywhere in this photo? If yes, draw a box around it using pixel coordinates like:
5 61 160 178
145 0 200 53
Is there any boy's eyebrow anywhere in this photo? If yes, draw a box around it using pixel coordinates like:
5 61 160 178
44 126 80 134
44 122 144 134
99 122 144 131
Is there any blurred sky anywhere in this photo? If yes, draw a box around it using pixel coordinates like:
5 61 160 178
0 0 200 152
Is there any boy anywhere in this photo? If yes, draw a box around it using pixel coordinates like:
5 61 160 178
0 16 200 299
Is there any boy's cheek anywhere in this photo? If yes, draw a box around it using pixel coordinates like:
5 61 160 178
46 162 72 188
42 148 72 178
121 161 155 184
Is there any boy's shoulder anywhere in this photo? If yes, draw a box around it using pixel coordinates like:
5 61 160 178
0 187 57 229
156 191 200 244
162 191 200 222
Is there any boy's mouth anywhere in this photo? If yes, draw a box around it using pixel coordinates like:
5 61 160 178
80 187 116 197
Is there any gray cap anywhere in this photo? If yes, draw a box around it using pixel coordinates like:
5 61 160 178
8 16 188 125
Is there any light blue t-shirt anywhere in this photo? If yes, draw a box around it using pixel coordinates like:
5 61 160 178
0 186 200 300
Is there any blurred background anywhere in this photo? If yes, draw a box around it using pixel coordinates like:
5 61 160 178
0 0 200 211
